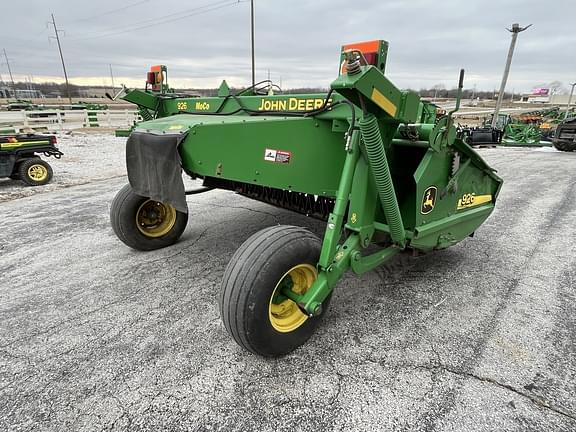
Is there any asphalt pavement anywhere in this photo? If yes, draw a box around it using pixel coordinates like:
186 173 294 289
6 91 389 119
1 146 575 431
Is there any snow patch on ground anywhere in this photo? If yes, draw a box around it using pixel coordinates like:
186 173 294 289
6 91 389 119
0 134 127 203
532 145 560 152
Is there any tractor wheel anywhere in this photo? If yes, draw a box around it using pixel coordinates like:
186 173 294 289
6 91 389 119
553 140 576 152
19 158 53 186
9 165 21 180
110 184 188 251
219 225 332 357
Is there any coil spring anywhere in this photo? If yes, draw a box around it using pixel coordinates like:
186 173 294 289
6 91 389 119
346 55 362 75
138 107 153 122
359 114 406 247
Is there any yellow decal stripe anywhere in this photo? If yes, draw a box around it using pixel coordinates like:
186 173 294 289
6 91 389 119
1 140 50 148
457 194 492 210
371 88 397 117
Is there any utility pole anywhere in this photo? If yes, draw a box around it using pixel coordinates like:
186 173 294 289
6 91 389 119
50 13 72 104
109 64 115 94
491 23 531 128
2 49 15 86
565 82 576 120
250 0 255 89
28 75 36 94
2 48 16 97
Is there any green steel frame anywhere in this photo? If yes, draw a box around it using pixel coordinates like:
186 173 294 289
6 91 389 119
117 40 503 317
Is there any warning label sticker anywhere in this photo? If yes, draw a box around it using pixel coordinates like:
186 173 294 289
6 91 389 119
264 148 291 164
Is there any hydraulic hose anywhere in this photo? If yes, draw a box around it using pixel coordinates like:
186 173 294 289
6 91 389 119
359 113 406 248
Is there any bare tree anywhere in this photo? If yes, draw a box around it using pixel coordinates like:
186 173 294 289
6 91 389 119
549 81 567 95
432 84 445 101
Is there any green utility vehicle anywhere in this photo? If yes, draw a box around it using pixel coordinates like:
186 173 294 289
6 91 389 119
110 40 503 356
0 134 62 185
4 100 40 111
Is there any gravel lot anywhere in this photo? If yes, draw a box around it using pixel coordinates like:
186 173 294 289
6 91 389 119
0 133 127 203
1 135 575 431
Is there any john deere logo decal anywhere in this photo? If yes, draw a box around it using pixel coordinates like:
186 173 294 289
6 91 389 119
421 186 437 214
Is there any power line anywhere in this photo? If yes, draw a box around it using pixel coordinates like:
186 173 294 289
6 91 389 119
70 0 243 41
67 0 235 39
6 1 235 48
7 27 49 48
72 0 150 23
68 0 245 42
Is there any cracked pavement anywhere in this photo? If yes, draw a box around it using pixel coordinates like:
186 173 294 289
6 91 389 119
1 141 575 431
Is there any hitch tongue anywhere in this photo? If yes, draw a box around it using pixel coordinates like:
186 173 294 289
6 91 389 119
106 85 129 101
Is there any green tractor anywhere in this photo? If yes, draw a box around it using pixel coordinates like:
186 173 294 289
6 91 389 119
0 134 62 185
109 40 503 356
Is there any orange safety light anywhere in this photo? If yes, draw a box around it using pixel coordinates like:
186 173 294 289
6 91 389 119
339 40 388 75
342 40 380 65
148 65 165 91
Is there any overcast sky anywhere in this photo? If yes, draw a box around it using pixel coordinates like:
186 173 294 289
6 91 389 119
1 0 575 93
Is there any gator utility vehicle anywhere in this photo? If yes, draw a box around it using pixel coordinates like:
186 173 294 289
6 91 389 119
0 134 62 185
109 40 503 356
4 100 40 111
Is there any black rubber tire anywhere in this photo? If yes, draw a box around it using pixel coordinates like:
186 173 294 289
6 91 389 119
9 169 20 180
110 184 188 251
219 225 332 357
553 140 576 152
19 158 53 186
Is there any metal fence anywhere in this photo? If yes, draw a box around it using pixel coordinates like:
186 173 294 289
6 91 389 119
0 109 140 132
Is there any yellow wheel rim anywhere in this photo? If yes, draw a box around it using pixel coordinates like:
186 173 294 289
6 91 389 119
136 199 177 238
27 164 48 182
269 264 317 333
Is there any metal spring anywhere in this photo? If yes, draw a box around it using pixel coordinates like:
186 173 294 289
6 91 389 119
138 107 153 122
359 114 406 247
346 56 362 75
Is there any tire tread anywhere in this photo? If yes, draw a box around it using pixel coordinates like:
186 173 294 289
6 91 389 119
19 158 53 186
220 225 323 355
109 184 188 251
